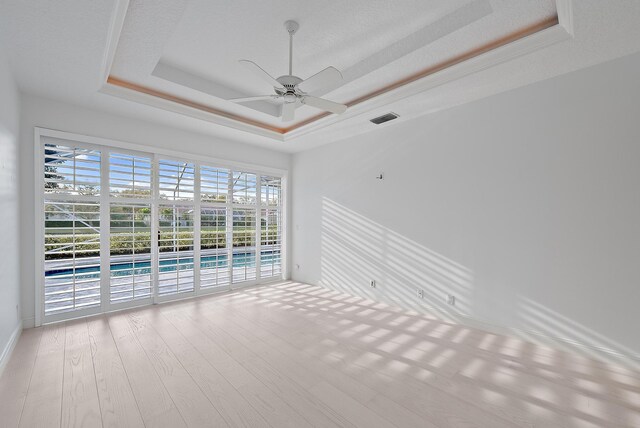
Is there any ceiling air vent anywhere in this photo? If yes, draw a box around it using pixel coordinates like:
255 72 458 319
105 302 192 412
370 112 399 125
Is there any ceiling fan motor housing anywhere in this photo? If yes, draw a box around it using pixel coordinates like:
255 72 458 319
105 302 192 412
276 75 303 90
276 75 304 102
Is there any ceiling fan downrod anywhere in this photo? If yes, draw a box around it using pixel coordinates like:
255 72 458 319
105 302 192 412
285 20 299 76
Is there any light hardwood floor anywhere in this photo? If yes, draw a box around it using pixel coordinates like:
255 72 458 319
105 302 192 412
2 281 640 427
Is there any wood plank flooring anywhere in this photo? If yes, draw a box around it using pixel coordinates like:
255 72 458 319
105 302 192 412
2 281 640 427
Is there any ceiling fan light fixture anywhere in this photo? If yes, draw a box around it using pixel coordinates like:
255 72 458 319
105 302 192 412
283 93 297 103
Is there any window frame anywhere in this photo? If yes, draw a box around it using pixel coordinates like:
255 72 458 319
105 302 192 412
34 127 288 326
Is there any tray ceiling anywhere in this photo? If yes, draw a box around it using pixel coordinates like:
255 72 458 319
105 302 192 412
107 0 558 136
5 1 640 151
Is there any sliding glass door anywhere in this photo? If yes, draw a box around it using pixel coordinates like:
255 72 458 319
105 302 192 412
200 165 231 290
157 159 196 297
43 143 102 317
261 176 283 278
108 152 153 306
39 131 285 324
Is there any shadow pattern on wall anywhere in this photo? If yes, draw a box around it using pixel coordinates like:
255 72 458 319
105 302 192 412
320 197 473 319
319 197 640 370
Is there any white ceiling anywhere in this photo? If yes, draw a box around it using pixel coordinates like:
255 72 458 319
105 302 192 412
1 1 640 152
110 0 556 126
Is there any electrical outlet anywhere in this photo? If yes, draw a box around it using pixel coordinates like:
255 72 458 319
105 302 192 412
370 280 376 288
446 294 456 306
417 288 424 299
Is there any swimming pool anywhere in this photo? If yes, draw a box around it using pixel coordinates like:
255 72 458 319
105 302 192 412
45 251 280 278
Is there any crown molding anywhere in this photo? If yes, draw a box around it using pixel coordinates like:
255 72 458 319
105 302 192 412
99 0 573 143
284 14 570 141
101 77 286 138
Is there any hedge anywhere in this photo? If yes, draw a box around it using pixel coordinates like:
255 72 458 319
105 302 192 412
45 228 279 260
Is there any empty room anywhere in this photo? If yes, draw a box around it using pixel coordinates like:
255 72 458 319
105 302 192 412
1 1 640 427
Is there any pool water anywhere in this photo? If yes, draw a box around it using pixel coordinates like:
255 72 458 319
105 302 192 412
46 251 280 278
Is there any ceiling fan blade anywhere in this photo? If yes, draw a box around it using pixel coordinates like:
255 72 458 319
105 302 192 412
239 60 285 90
229 95 280 103
298 66 343 94
281 102 297 122
302 96 347 115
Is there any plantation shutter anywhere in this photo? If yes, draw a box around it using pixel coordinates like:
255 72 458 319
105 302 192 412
108 152 153 304
260 176 283 278
232 172 258 282
39 130 285 324
43 140 102 316
200 165 231 289
158 159 196 295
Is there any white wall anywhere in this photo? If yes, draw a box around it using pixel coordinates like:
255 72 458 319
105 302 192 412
0 47 21 366
19 94 291 327
292 51 640 363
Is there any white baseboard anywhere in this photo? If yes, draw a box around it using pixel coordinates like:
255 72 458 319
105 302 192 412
416 299 640 370
314 281 640 371
0 321 23 376
22 317 36 329
455 312 640 371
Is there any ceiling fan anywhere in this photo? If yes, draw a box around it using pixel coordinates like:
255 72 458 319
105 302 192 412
228 20 347 122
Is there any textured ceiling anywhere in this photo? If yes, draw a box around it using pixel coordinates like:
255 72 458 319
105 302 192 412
162 0 555 98
109 0 556 126
0 0 113 97
160 0 477 95
1 1 640 152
